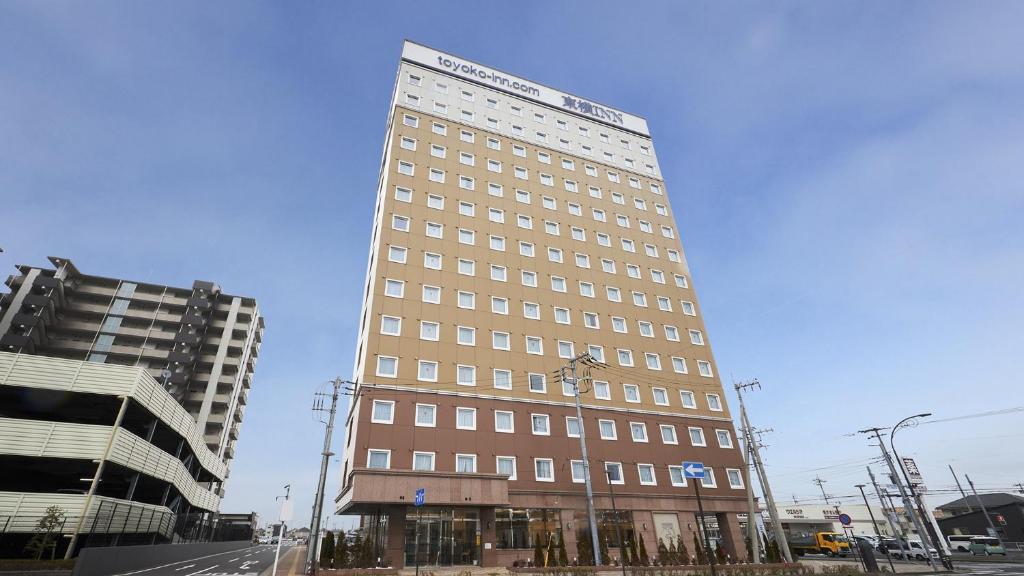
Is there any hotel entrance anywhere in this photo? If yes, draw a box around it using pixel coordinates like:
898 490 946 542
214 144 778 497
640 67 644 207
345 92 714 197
404 508 481 566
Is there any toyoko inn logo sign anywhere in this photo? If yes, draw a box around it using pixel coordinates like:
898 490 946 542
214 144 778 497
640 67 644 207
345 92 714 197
561 96 624 126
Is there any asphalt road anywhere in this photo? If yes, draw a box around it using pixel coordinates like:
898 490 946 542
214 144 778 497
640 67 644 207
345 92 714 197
955 562 1024 576
110 544 298 576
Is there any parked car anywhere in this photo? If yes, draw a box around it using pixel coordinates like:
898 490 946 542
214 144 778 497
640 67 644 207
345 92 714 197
969 537 1007 556
887 539 937 561
947 535 977 552
854 535 879 548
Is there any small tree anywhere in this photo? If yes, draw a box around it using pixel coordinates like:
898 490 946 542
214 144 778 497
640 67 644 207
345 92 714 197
628 534 640 566
335 530 350 568
677 534 690 565
352 533 364 567
598 526 610 565
547 534 557 567
24 505 66 560
658 539 670 565
577 528 594 565
558 532 569 566
534 534 545 567
715 543 727 565
638 533 650 566
620 536 631 566
320 530 336 567
693 532 706 565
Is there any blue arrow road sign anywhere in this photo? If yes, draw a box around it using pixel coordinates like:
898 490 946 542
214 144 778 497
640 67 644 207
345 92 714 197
682 461 705 479
414 488 425 507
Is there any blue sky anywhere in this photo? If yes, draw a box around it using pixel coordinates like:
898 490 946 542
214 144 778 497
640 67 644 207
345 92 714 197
2 1 1022 528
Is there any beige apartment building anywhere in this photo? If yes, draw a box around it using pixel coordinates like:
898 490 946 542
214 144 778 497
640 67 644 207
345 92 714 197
336 41 748 568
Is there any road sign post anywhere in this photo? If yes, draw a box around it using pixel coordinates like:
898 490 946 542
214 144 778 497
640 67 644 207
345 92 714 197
684 462 716 576
414 489 425 576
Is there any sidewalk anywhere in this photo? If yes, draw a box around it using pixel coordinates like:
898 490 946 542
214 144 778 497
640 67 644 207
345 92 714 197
261 546 307 576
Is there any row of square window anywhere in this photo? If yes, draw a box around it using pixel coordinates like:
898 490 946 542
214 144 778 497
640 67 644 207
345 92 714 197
393 213 675 248
394 155 663 217
374 354 715 390
372 400 726 435
395 128 661 199
400 80 657 173
382 274 693 319
391 184 679 254
365 448 743 489
382 314 704 346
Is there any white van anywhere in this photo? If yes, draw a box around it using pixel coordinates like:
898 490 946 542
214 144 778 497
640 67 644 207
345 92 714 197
947 534 979 552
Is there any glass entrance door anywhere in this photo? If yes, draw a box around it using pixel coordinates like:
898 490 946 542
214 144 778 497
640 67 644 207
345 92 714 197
404 508 480 566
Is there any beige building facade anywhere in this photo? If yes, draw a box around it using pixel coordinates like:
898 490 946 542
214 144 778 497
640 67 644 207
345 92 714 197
336 41 748 568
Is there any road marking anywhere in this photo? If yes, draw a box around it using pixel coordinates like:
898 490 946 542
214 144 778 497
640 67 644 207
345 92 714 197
176 565 196 571
184 565 216 576
229 558 239 562
110 548 260 575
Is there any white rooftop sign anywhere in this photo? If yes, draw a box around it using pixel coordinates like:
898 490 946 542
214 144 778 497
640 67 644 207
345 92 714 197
402 41 650 137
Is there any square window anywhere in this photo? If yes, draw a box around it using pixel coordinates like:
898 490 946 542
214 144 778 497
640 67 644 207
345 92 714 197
459 175 475 190
384 279 404 300
531 414 550 435
638 464 656 485
516 189 531 204
394 186 412 202
661 425 678 444
523 302 541 320
493 370 512 391
571 460 586 483
605 462 624 484
424 252 442 270
542 196 557 210
458 230 475 246
672 357 688 374
456 454 477 473
630 422 648 442
456 407 477 430
626 264 641 279
497 456 517 480
680 390 697 408
690 330 705 345
534 458 554 482
413 452 435 471
380 315 401 336
599 419 617 440
417 360 438 382
617 349 634 367
593 381 611 400
457 258 475 275
525 336 543 355
669 466 688 487
701 468 717 488
521 270 537 287
567 203 582 216
638 321 654 337
415 403 436 427
422 285 441 304
400 136 416 151
606 287 621 302
528 373 546 393
492 331 510 350
665 326 680 341
388 246 407 264
491 297 508 315
611 317 627 333
425 221 443 238
371 400 395 424
657 296 672 311
682 301 697 316
645 353 661 370
698 361 714 377
490 265 507 282
551 276 567 292
459 201 475 216
457 291 475 309
489 235 505 251
623 383 640 402
633 292 648 307
583 312 600 329
727 468 744 489
457 325 476 346
428 168 444 183
575 253 590 268
430 144 446 158
376 356 398 378
513 144 526 157
706 393 723 411
716 429 734 448
557 340 574 359
368 449 390 469
488 182 503 197
579 282 595 297
495 410 514 432
689 427 706 446
403 114 419 127
587 344 605 362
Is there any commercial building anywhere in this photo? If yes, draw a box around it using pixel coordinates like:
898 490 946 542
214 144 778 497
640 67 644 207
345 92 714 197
774 504 897 539
335 42 748 568
0 257 262 557
0 256 263 465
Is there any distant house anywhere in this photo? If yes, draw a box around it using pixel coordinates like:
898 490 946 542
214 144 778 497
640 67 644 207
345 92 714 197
936 493 1024 543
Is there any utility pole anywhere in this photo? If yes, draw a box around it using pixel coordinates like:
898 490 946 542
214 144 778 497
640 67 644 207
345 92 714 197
306 378 347 573
813 476 832 506
735 380 792 563
868 467 903 540
859 427 936 568
561 352 603 566
739 421 760 564
1014 483 1024 495
948 465 971 510
856 483 895 573
965 475 1000 538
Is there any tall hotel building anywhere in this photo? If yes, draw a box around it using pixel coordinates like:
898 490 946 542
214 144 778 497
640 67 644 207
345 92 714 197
337 42 748 568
